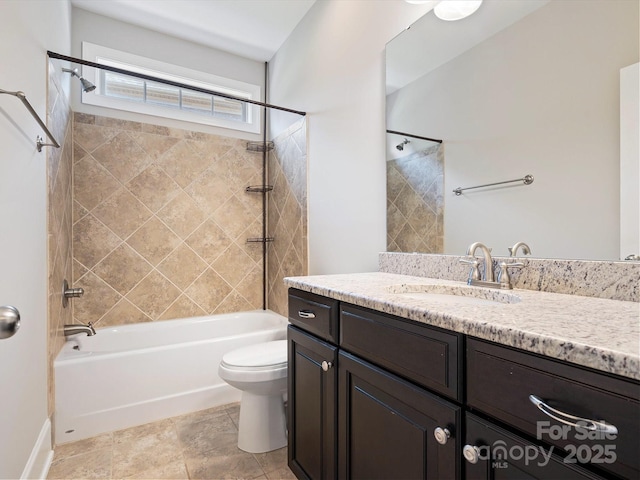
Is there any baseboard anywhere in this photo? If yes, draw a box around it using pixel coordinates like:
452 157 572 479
21 418 54 479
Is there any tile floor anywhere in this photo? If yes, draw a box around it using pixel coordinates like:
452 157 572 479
47 403 296 480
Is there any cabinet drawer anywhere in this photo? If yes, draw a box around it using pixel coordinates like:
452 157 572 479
465 413 604 479
340 304 463 401
288 288 339 343
467 338 640 479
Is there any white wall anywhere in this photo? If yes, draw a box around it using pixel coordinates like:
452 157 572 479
71 7 266 140
0 1 71 478
387 0 639 260
269 0 432 274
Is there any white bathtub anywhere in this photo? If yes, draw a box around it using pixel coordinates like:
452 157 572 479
54 310 287 444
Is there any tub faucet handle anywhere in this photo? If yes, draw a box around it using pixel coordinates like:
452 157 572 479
63 279 84 308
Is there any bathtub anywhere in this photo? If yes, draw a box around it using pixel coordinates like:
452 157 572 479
54 310 287 444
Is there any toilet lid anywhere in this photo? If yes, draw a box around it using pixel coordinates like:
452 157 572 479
221 340 287 368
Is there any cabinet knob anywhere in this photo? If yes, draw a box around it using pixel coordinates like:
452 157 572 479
321 360 332 372
433 427 450 445
463 445 480 464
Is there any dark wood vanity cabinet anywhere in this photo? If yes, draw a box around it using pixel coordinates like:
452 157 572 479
287 289 462 480
287 288 639 480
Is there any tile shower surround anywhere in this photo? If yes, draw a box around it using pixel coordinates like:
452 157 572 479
72 114 268 326
267 118 308 316
47 61 73 417
387 144 444 253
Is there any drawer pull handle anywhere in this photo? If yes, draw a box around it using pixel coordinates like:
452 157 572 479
321 361 332 372
434 427 451 445
529 395 618 435
463 445 480 464
298 310 316 319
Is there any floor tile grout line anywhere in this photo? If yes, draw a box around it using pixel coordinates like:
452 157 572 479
48 402 293 480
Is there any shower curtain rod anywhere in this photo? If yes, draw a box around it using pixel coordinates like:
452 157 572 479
47 51 307 117
386 130 442 144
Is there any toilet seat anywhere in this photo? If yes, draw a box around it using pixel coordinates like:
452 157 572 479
219 340 287 383
221 340 287 370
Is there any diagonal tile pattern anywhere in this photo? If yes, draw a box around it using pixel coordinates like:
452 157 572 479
47 403 295 480
386 144 444 254
47 60 73 418
72 114 265 326
267 118 308 316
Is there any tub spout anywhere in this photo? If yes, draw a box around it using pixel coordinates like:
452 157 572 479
64 322 96 337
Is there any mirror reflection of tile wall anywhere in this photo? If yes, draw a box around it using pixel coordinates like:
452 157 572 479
387 144 444 253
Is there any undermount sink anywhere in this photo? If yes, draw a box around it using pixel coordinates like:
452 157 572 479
387 284 521 306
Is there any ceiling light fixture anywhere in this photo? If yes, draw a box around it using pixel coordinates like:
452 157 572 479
433 0 483 21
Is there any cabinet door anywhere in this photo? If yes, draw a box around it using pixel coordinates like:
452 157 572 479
339 351 460 480
288 325 338 480
464 413 604 480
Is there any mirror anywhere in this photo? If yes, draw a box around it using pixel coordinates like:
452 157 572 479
386 0 639 260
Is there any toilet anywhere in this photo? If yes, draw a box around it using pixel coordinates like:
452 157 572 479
218 340 288 453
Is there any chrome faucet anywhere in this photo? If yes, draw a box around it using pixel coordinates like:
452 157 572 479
508 241 532 257
466 242 495 282
63 322 96 337
461 242 525 289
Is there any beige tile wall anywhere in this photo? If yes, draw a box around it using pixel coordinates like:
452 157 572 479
387 144 444 253
47 61 73 418
267 118 308 316
72 114 266 326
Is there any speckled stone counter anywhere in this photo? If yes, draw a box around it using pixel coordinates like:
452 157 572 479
284 272 640 380
379 252 640 302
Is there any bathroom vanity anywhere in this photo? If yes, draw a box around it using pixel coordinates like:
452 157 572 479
285 272 639 480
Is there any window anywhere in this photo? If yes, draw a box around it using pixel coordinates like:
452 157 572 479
81 42 261 134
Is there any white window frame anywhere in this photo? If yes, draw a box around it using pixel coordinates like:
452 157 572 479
81 42 262 134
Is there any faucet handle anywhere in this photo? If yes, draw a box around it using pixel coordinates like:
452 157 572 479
508 242 532 257
497 261 524 289
460 257 481 283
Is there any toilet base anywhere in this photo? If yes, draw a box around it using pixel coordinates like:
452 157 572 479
237 391 287 453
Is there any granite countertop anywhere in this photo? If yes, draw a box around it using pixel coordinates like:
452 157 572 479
284 272 640 381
